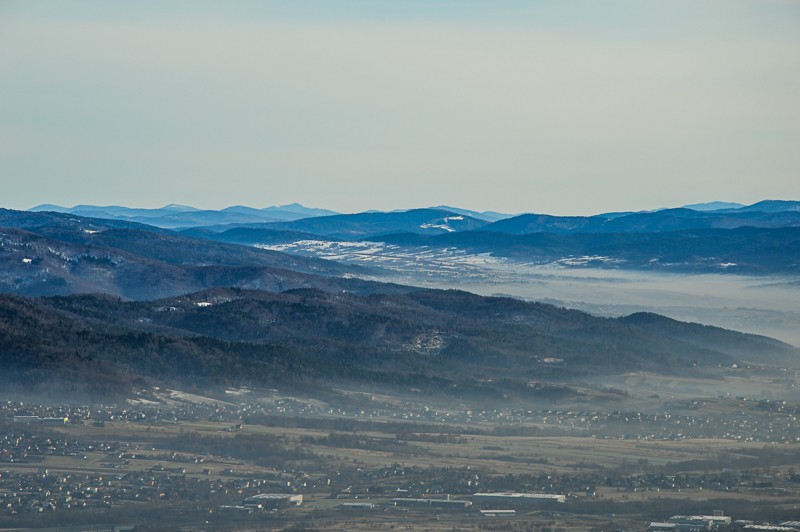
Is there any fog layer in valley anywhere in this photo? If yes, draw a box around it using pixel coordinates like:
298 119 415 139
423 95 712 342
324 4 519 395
387 265 800 347
260 241 800 347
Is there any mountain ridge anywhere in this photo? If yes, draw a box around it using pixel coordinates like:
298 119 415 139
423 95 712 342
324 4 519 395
3 288 797 399
190 208 491 239
0 209 397 300
481 206 800 235
28 203 340 229
2 205 799 401
27 200 800 233
370 226 800 275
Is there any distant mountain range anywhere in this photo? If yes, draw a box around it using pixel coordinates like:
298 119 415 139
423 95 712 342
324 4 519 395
480 206 800 235
11 200 800 278
29 202 518 229
2 203 799 399
192 208 491 239
171 200 800 239
683 201 746 211
29 200 800 230
165 200 800 275
29 202 340 229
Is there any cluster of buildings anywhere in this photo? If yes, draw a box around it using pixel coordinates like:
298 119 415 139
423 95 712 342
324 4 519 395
4 394 800 444
649 513 800 532
2 397 799 527
0 467 303 516
650 513 732 531
1 430 117 464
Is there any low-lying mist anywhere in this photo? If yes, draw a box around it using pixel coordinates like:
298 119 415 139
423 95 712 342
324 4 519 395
370 261 800 347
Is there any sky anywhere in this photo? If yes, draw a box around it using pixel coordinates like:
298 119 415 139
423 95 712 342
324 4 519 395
1 1 798 216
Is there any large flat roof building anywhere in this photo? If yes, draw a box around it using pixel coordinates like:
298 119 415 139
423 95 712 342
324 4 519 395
472 492 565 507
242 493 302 509
391 498 472 509
669 514 732 529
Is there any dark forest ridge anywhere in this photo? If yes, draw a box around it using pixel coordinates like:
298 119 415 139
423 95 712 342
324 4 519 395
2 287 797 400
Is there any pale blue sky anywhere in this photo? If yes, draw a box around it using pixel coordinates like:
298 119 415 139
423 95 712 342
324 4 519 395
1 1 798 215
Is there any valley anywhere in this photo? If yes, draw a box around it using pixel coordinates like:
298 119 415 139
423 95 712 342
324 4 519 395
2 380 800 531
255 239 800 346
5 1 799 528
1 204 799 530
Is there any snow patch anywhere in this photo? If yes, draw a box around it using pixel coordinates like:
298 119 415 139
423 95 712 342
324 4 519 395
554 256 624 267
420 223 455 232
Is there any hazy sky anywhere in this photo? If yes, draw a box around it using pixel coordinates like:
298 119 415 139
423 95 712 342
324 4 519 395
1 1 798 215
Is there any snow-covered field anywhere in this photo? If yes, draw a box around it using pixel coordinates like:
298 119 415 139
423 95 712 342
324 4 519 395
256 240 513 278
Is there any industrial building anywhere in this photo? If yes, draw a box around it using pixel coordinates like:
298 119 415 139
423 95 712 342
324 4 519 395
744 527 799 532
13 416 68 424
242 493 303 509
471 492 565 507
650 522 712 532
340 502 375 510
670 514 732 529
480 509 516 517
650 513 732 531
391 497 472 510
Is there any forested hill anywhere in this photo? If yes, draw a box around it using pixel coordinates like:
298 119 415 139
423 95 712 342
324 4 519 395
0 209 392 299
371 226 800 275
1 288 796 400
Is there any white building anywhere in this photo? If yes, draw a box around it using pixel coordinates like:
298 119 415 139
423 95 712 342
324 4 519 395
242 493 302 509
472 492 565 507
669 514 732 529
